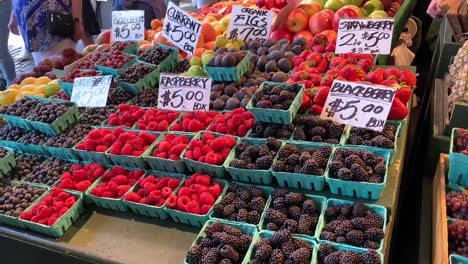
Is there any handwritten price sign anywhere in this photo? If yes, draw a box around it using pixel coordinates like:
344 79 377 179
112 11 145 42
227 6 274 42
71 76 112 107
320 80 396 131
336 18 394 55
162 2 202 56
157 74 211 112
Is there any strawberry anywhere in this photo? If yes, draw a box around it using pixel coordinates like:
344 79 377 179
388 97 409 120
395 88 412 104
314 87 331 106
399 69 416 87
366 68 385 84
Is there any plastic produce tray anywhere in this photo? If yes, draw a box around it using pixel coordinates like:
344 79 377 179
0 113 32 130
14 142 49 157
311 242 384 264
204 52 251 82
448 128 468 187
246 82 304 125
450 254 468 264
0 147 15 177
164 179 228 227
45 145 80 162
74 137 112 165
316 198 387 251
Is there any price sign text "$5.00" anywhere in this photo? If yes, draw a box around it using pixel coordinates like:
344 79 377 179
71 76 112 107
158 74 211 112
112 10 145 42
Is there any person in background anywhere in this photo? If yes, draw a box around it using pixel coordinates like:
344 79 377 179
82 0 101 46
9 0 86 65
0 0 16 88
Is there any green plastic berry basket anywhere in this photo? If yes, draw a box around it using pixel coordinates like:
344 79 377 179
84 177 130 212
0 139 25 154
0 147 15 178
450 254 468 264
20 190 84 238
45 145 81 162
121 41 138 55
243 230 316 264
204 52 251 82
123 170 186 219
163 179 228 227
95 55 137 77
289 118 347 147
208 182 273 228
0 113 33 131
184 219 258 264
311 242 383 264
246 82 305 125
342 121 401 163
448 128 468 188
181 131 238 178
73 137 112 165
137 44 179 82
15 142 49 157
271 142 332 192
258 194 327 241
325 146 390 200
225 138 279 185
24 97 80 136
316 198 387 252
142 132 195 173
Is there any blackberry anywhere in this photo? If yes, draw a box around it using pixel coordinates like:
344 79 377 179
326 139 340 144
284 165 294 173
365 227 384 241
199 238 218 248
300 200 316 215
325 207 340 220
222 192 237 205
271 189 288 200
321 231 337 242
362 140 372 146
335 220 353 236
299 151 312 164
362 240 380 249
245 146 259 159
272 160 286 172
288 248 311 264
248 211 261 224
282 219 299 233
286 154 300 166
273 197 287 210
205 221 224 236
238 152 252 163
351 163 369 182
345 154 366 168
311 135 323 142
311 127 326 136
324 251 342 264
337 168 353 181
212 232 242 249
340 204 353 217
367 214 384 228
318 243 334 260
254 244 273 260
223 204 236 216
288 206 302 220
337 236 347 243
247 185 264 197
371 135 394 149
212 204 224 217
255 155 273 170
201 248 219 264
264 126 277 138
186 244 202 264
346 230 365 246
266 222 279 231
235 142 249 154
271 229 292 246
285 192 305 205
257 100 273 108
368 176 382 183
281 241 296 257
329 161 345 174
254 238 271 250
374 163 386 177
319 145 333 157
339 251 362 264
361 150 376 162
266 137 282 150
352 202 367 217
223 225 243 237
219 259 232 264
227 183 241 193
351 217 370 231
349 135 364 145
237 208 249 222
230 159 249 169
250 197 266 213
293 128 307 140
361 250 381 264
298 214 314 235
300 160 323 175
311 151 326 166
328 124 344 139
239 234 253 253
238 189 251 202
219 245 239 263
270 249 284 264
258 144 271 157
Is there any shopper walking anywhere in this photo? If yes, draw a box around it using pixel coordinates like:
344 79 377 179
0 0 16 86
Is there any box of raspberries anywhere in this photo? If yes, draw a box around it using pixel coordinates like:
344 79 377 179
325 147 390 200
317 199 387 251
315 242 384 264
122 171 185 219
246 82 304 125
95 52 137 77
19 187 83 237
143 133 193 173
204 50 251 82
164 173 227 226
225 137 283 185
0 147 15 177
74 128 115 165
448 128 468 187
185 220 257 264
244 229 316 264
182 131 237 178
271 143 332 192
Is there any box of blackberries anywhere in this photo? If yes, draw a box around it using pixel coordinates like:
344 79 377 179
448 128 468 187
313 242 384 264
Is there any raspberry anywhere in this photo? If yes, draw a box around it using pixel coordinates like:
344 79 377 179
188 119 203 132
167 195 177 208
144 182 158 192
186 200 201 214
177 196 190 212
58 178 73 189
200 192 215 205
20 211 33 221
169 143 187 156
195 174 211 187
178 187 192 197
48 217 58 226
140 197 152 205
117 185 131 197
191 193 200 201
57 192 70 201
201 204 212 215
95 145 108 152
37 206 53 219
149 190 162 203
121 143 134 155
209 182 222 197
64 197 76 208
76 180 92 192
161 187 172 198
211 137 225 152
91 187 104 197
158 141 171 153
205 152 218 165
191 184 209 194
167 178 180 190
112 175 129 185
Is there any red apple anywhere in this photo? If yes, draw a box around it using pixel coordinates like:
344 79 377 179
285 8 309 33
321 29 338 42
275 0 287 8
297 3 322 18
333 6 359 31
343 5 363 17
270 29 293 42
265 0 276 8
293 30 314 42
256 0 265 7
308 10 334 34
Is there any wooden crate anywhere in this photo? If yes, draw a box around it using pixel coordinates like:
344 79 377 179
433 153 449 264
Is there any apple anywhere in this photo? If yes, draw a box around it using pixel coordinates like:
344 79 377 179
285 8 309 33
332 6 359 31
363 0 384 14
360 8 369 16
321 29 338 42
340 0 363 6
265 0 276 9
309 0 325 8
293 30 314 42
270 29 293 42
308 10 334 34
343 5 363 17
324 0 344 11
275 0 287 8
368 10 389 18
256 0 265 7
298 3 322 18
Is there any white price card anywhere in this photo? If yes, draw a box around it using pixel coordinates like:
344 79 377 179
71 76 112 107
335 18 394 55
227 6 274 42
112 10 145 42
162 2 202 56
157 74 211 112
320 80 396 132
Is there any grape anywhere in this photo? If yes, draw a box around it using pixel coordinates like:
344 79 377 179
455 128 468 155
447 190 468 220
449 220 468 257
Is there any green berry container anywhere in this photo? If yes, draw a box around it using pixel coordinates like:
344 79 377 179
204 52 251 82
142 132 195 173
243 230 316 264
311 242 384 264
15 142 50 157
0 139 25 154
259 194 327 241
450 254 468 264
95 55 137 77
0 147 15 177
164 179 228 227
45 145 81 162
0 113 32 131
246 82 305 125
208 182 273 229
289 117 347 146
73 137 112 165
184 219 258 264
271 142 332 192
342 121 401 163
325 146 390 200
121 41 138 55
448 128 468 187
225 138 279 185
316 198 387 252
20 190 84 238
123 170 186 219
137 44 179 81
181 131 237 178
84 177 131 212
